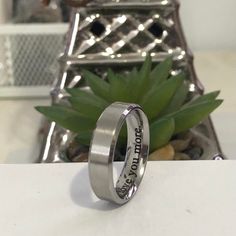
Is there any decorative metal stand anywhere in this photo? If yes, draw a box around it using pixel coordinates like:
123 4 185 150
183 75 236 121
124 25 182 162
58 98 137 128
38 0 224 162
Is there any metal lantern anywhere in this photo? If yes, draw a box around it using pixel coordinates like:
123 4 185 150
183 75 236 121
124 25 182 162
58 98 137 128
38 0 224 162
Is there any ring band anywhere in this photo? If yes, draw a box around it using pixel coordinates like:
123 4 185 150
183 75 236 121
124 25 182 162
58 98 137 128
88 102 149 205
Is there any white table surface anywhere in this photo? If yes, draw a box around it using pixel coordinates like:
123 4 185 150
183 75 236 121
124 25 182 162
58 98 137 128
0 51 236 162
0 161 236 236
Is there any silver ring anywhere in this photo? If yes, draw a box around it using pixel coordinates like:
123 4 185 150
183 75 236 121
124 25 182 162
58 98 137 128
88 102 149 205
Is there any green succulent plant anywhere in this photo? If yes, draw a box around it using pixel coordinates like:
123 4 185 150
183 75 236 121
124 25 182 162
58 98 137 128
36 56 222 154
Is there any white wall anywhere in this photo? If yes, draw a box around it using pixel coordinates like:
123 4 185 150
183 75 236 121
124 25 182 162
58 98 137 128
0 0 235 50
179 0 236 51
0 0 12 23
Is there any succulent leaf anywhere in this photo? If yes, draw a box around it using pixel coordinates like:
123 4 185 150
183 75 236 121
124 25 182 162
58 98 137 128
82 70 111 101
160 81 189 115
107 69 130 102
169 99 223 134
118 69 138 102
182 90 220 108
149 57 173 87
35 105 95 133
127 55 152 102
140 73 185 120
75 131 92 146
68 94 107 121
66 88 108 103
128 67 138 81
107 69 116 84
107 69 129 84
150 118 175 152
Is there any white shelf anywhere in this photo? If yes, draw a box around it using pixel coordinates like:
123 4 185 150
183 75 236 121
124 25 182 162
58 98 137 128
0 86 51 98
0 23 68 35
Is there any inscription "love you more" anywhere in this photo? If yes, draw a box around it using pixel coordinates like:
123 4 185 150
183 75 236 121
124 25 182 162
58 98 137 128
117 126 143 196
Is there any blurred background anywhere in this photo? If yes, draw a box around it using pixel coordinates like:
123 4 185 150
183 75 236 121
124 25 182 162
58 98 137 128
181 0 236 51
0 0 235 163
1 0 236 49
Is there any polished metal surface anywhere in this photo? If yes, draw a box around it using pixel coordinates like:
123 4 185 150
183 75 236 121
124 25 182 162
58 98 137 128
38 0 224 162
89 102 149 204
